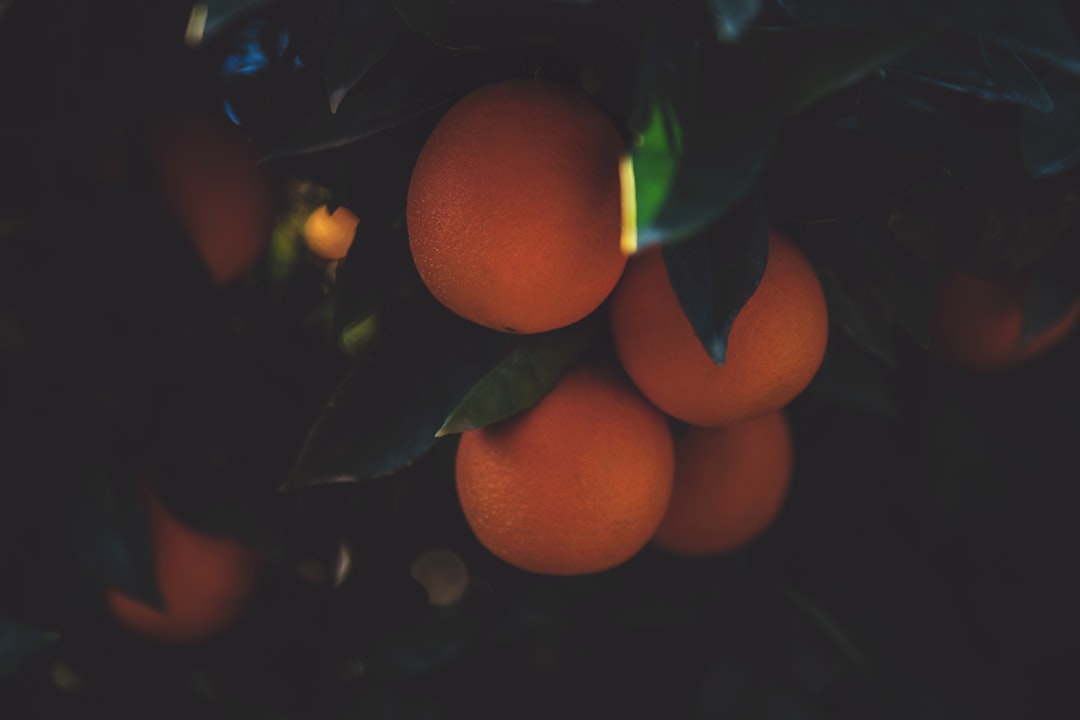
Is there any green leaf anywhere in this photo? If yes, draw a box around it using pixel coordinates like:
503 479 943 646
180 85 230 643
288 293 511 486
66 463 163 609
325 0 402 114
884 34 1052 112
662 189 769 365
0 616 57 680
266 44 501 160
708 0 762 43
1021 72 1080 178
630 93 682 237
437 316 597 436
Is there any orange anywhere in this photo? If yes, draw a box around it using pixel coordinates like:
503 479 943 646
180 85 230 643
145 109 274 286
407 79 627 334
302 204 359 261
106 479 260 644
929 271 1080 371
652 410 793 556
609 230 829 427
455 364 674 575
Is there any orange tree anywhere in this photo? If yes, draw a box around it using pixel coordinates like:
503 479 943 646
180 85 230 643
4 0 1080 718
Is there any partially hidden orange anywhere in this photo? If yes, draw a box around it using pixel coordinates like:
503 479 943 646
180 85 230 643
106 479 260 644
653 409 793 556
929 271 1080 371
145 109 275 286
455 364 674 575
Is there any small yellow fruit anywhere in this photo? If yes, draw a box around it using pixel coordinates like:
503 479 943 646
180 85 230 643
302 204 359 261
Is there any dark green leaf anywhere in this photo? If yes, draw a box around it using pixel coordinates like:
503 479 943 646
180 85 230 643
836 74 971 152
817 265 897 369
288 293 511 486
890 182 1080 276
885 35 1052 111
393 0 583 50
744 24 939 114
708 0 761 43
852 224 938 348
662 189 769 365
912 0 1080 75
1021 72 1080 178
325 0 401 114
437 317 597 436
921 387 1004 533
333 218 418 341
640 50 780 248
66 463 162 609
781 0 1080 75
0 616 57 680
771 574 869 671
266 46 501 160
777 0 905 28
1022 263 1079 343
393 0 488 49
805 331 900 421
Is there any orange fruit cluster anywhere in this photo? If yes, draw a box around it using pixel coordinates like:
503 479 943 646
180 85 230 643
414 79 830 575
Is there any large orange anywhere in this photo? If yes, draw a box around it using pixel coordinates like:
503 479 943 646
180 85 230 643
929 271 1080 372
609 230 829 427
106 479 260 644
455 364 675 575
652 410 792 556
407 79 627 334
145 109 274 286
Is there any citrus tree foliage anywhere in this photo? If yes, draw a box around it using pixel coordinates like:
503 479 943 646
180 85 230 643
3 0 1080 717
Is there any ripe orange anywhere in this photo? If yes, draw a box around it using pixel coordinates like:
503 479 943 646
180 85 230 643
407 79 627 334
145 109 274 286
652 409 792 556
929 271 1080 371
303 204 359 261
609 230 829 427
106 479 260 644
455 364 675 575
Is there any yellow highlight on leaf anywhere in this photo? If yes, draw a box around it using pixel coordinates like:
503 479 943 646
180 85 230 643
184 3 208 48
619 153 638 256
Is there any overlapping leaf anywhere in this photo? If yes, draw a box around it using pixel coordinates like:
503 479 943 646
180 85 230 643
288 293 511 486
437 317 597 436
662 189 769 365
